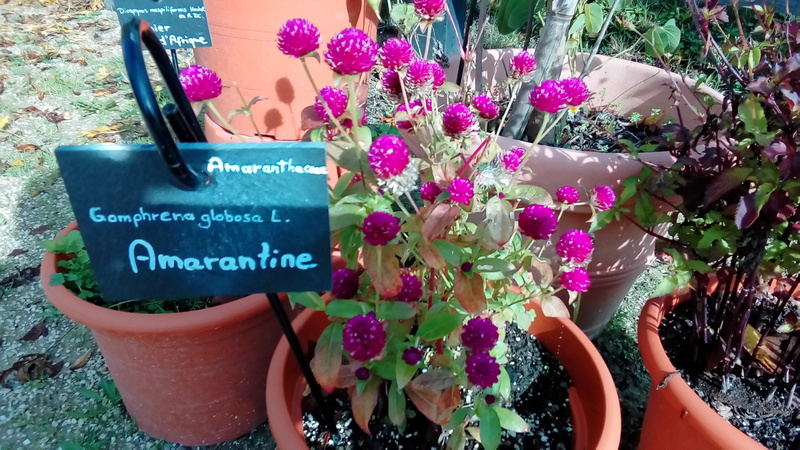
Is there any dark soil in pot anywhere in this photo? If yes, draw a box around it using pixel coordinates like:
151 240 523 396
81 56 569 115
554 109 665 153
302 324 573 449
660 300 800 449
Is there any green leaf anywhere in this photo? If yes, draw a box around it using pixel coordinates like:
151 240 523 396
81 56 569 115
396 349 418 389
634 192 657 227
49 272 66 286
697 225 727 250
330 203 366 231
288 292 327 311
589 209 618 233
478 405 501 450
377 301 417 320
584 3 604 37
444 407 474 430
310 322 344 393
326 300 371 318
367 0 381 18
497 367 511 398
644 19 681 57
473 258 516 274
446 425 467 450
388 380 407 429
496 0 542 34
739 96 767 135
502 185 551 204
492 406 529 432
432 239 463 267
76 387 105 401
652 274 679 297
416 312 464 341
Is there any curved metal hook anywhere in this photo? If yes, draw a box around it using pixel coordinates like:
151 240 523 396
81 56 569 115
121 18 206 190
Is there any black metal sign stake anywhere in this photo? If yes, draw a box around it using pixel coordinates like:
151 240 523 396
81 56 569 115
170 49 180 75
120 17 336 434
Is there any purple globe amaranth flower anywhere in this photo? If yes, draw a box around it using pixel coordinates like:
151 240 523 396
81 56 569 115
368 135 410 178
362 211 400 246
420 182 443 203
355 367 370 380
405 58 434 92
442 103 476 139
466 353 501 389
314 86 348 123
277 19 320 58
461 317 499 353
518 204 558 240
402 346 424 365
593 185 616 211
560 77 590 107
343 312 386 361
556 230 594 264
382 70 404 100
529 80 568 114
179 65 222 102
395 99 432 130
414 0 446 21
394 274 423 302
448 177 475 205
501 147 525 173
431 63 446 89
556 186 580 204
510 51 536 80
472 95 499 120
380 38 414 71
560 267 591 293
331 268 360 299
325 28 379 75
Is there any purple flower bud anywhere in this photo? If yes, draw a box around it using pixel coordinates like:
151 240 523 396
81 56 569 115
179 65 222 102
325 28 378 75
510 51 536 80
460 262 474 273
560 77 590 107
314 86 348 123
466 353 501 388
331 268 360 299
501 147 525 173
448 177 475 205
556 230 594 264
277 19 320 58
343 312 386 361
518 204 558 240
420 182 443 203
380 38 414 71
472 95 499 120
362 211 400 246
402 346 424 365
355 367 370 380
414 0 446 21
560 267 591 293
442 103 476 139
461 317 499 353
529 80 568 114
556 186 580 204
593 185 616 210
368 135 411 178
485 394 496 405
394 274 423 302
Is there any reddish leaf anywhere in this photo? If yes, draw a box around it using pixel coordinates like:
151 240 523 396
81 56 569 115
7 249 27 257
540 296 570 318
309 322 343 393
406 369 461 425
69 349 93 371
29 225 50 235
20 320 48 341
702 167 752 207
16 144 41 152
529 258 554 286
349 378 380 434
453 271 487 314
422 204 460 241
416 238 446 270
362 244 403 297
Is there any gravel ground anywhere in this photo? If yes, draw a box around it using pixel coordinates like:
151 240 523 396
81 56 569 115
0 1 663 448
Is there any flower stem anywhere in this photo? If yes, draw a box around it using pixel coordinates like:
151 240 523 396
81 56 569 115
205 101 245 142
300 58 358 149
232 82 264 142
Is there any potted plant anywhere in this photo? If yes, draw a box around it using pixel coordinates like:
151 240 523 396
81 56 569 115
618 3 800 447
262 8 621 447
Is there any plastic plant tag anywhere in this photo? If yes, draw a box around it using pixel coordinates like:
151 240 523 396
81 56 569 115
114 0 212 49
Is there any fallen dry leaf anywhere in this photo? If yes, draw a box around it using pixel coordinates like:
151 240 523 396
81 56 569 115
7 249 27 257
44 111 66 123
78 124 120 139
0 116 8 129
69 349 93 370
0 78 4 94
29 224 50 235
0 354 63 387
72 58 88 66
0 266 41 288
20 320 49 342
96 66 110 81
16 144 41 152
9 159 24 167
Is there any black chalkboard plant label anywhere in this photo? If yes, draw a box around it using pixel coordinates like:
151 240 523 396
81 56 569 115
54 142 332 301
114 0 212 49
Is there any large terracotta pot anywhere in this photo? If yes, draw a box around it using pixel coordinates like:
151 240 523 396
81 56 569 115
266 299 622 449
638 290 767 449
195 0 378 141
41 222 293 445
472 50 723 337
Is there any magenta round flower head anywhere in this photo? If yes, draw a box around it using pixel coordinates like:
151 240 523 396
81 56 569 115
415 0 446 21
529 80 568 114
394 274 423 302
556 230 594 264
362 211 400 246
431 63 446 89
501 147 525 173
277 19 320 58
593 185 616 210
179 65 222 102
331 268 360 299
343 312 386 361
442 103 476 139
402 346 424 365
560 267 591 293
509 51 536 80
314 86 348 123
560 77 590 107
368 135 410 178
325 28 379 75
472 95 499 120
556 186 580 204
405 58 434 93
420 182 443 203
461 317 499 353
518 204 558 240
466 353 501 389
380 38 414 71
382 70 404 102
448 177 474 205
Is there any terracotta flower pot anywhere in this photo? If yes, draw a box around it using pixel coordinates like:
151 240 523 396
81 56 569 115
265 299 621 449
637 290 769 449
468 50 724 337
41 222 297 445
195 0 378 141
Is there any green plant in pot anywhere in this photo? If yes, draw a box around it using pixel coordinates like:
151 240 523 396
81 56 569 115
617 3 800 448
261 8 622 448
